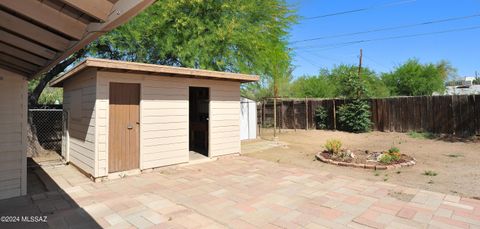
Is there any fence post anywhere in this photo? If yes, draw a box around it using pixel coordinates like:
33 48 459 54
451 95 455 135
305 97 308 130
258 101 262 137
333 99 337 130
293 100 296 131
262 100 266 128
273 98 277 137
280 99 283 133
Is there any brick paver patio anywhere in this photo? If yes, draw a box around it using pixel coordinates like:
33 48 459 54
1 156 479 228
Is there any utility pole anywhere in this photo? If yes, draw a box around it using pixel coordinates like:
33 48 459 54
357 48 363 98
358 48 363 77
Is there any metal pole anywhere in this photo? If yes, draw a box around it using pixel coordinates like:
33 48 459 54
273 98 277 138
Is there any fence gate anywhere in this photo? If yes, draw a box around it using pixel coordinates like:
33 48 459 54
28 109 63 153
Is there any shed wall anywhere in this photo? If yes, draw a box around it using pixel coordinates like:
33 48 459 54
0 69 27 199
240 98 257 140
63 69 97 176
95 71 240 176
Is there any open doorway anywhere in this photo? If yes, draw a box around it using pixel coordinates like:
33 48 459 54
189 87 209 159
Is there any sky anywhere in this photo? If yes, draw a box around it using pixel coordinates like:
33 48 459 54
286 0 480 79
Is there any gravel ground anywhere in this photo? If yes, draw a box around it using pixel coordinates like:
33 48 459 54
242 129 480 198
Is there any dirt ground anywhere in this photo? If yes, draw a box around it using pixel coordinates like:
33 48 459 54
242 129 480 198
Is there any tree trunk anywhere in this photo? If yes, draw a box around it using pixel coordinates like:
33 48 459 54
29 49 86 106
27 115 46 158
28 49 85 157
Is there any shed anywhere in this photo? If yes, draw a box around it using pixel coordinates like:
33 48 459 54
50 58 259 178
240 97 257 140
0 0 154 200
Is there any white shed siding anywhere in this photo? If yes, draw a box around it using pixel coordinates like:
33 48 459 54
0 69 27 200
209 84 241 156
240 98 257 140
63 69 97 176
95 71 240 176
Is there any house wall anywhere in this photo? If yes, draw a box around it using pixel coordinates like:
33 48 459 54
95 71 240 176
0 69 27 200
63 69 97 176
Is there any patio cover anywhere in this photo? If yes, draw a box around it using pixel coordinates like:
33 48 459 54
0 0 155 79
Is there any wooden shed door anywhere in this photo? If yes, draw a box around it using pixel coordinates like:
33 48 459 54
109 83 140 173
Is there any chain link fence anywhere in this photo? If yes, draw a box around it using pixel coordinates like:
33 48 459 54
29 109 63 153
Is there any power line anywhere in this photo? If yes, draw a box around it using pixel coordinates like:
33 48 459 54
303 0 417 20
292 13 480 44
296 54 323 69
364 56 390 71
301 49 343 63
293 25 480 50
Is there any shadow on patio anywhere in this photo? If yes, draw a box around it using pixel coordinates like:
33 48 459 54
0 158 100 229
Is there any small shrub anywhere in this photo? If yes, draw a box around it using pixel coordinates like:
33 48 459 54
337 99 372 133
379 154 394 164
423 170 438 176
379 152 401 164
314 106 328 129
325 139 342 155
388 147 400 154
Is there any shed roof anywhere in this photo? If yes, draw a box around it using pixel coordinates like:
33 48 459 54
50 58 260 86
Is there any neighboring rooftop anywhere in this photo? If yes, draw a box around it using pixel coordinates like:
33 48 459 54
50 58 260 86
443 85 480 95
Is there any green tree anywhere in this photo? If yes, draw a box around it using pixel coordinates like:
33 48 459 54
290 75 334 98
290 70 336 98
473 77 480 85
329 64 389 98
288 65 388 99
381 59 455 96
88 0 297 76
29 0 296 106
241 71 292 100
29 79 63 105
335 68 372 133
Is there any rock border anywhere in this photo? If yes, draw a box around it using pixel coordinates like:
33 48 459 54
315 152 416 170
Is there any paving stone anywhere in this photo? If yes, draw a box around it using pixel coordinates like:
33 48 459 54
125 215 154 229
141 210 169 224
442 201 475 211
397 208 417 219
2 157 480 229
430 216 470 229
353 217 386 229
444 195 461 203
104 213 125 226
37 202 56 214
413 211 434 224
434 208 453 218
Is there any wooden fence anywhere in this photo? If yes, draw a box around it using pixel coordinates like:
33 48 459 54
258 95 480 136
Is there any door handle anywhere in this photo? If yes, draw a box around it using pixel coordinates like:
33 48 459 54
127 124 133 129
